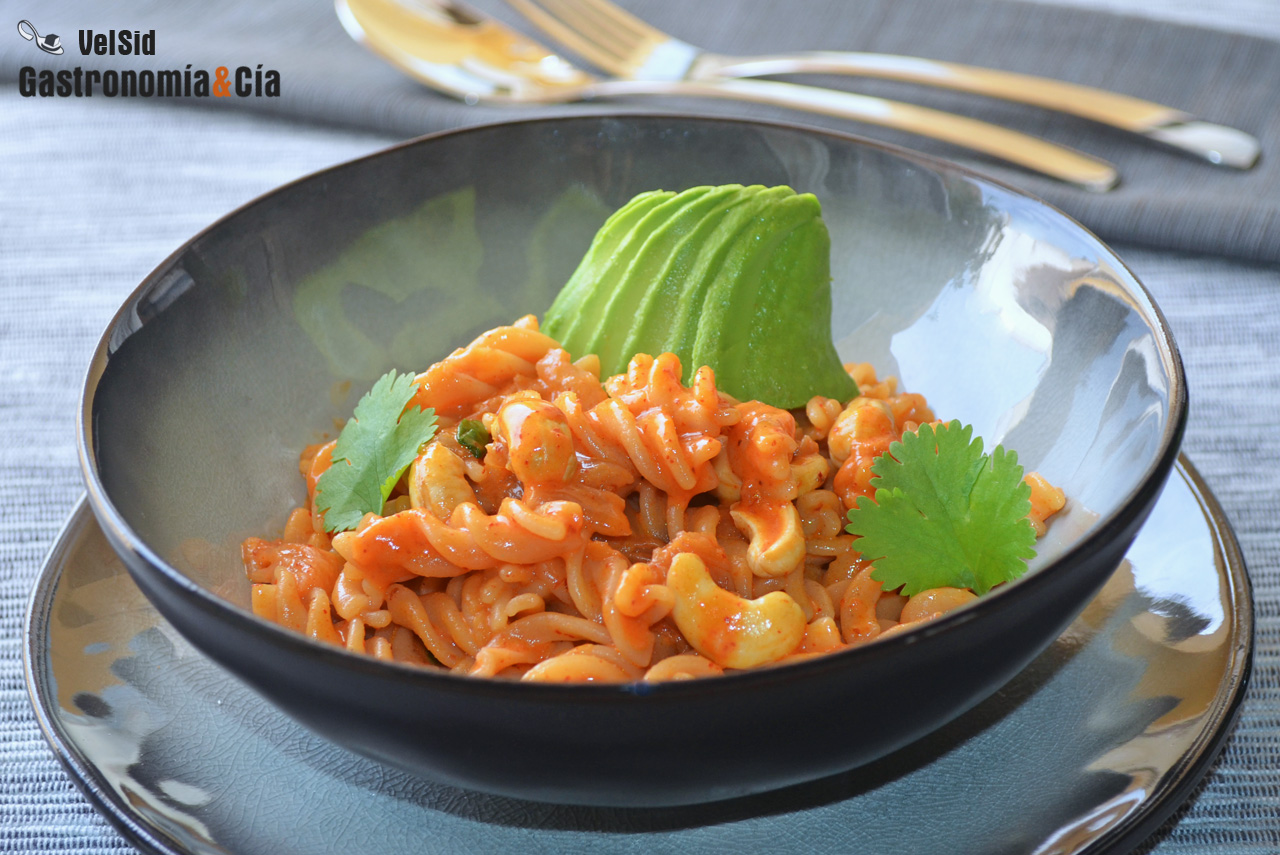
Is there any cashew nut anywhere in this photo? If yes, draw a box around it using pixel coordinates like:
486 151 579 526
1024 472 1066 537
899 587 977 623
496 398 578 484
409 441 476 519
827 397 894 464
666 552 805 669
730 501 806 578
790 441 830 497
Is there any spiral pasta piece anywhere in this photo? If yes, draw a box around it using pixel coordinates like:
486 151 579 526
410 316 561 417
521 645 643 683
409 441 477 519
598 545 672 667
831 398 899 510
334 499 586 581
722 403 826 578
558 352 735 535
242 536 343 592
643 654 724 682
533 348 608 409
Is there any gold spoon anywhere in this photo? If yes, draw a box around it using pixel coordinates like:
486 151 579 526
336 0 1120 191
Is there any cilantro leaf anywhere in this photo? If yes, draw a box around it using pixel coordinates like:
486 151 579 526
456 419 490 459
844 420 1036 596
315 370 437 532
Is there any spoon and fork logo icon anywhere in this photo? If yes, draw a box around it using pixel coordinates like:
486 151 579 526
18 20 63 55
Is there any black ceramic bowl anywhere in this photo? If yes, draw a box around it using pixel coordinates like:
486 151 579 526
79 115 1185 807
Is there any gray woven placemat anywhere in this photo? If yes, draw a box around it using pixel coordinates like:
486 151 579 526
3 0 1279 852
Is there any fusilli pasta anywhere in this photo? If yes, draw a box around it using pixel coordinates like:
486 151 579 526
243 316 1066 682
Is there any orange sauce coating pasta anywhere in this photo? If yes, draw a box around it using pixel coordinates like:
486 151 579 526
244 316 1065 682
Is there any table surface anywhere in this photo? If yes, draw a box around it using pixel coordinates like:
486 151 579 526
3 1 1279 853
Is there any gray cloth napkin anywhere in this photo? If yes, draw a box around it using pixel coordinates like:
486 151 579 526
4 0 1278 263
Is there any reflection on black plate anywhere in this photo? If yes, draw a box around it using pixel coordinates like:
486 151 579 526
25 457 1250 855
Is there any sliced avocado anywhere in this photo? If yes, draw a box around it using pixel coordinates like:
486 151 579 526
583 186 720 372
707 206 852 408
547 190 673 349
689 189 823 402
650 185 794 372
542 184 857 408
619 185 756 369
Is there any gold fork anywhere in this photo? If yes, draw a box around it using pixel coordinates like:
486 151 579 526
507 0 1260 168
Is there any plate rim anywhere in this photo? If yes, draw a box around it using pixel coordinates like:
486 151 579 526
1061 455 1254 855
22 498 188 855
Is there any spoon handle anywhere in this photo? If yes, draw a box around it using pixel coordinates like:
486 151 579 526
703 53 1258 169
580 77 1118 191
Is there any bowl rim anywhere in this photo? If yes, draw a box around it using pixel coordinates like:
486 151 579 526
77 112 1188 700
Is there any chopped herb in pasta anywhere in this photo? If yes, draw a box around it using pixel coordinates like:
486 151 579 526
456 419 490 459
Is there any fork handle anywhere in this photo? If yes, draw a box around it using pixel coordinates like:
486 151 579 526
584 77 1118 191
702 52 1259 168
